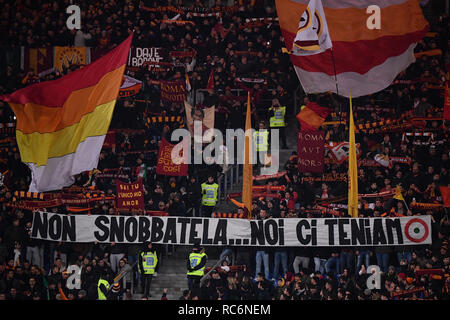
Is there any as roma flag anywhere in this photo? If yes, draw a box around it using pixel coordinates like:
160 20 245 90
116 179 145 211
156 138 188 176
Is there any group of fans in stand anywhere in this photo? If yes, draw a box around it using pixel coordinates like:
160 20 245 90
0 0 449 300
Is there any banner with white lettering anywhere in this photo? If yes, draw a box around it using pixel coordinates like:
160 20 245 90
31 212 432 246
297 130 325 173
127 47 165 67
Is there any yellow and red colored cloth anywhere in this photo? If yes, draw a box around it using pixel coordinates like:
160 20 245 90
0 35 133 192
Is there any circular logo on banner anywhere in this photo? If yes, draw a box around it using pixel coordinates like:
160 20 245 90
404 218 429 243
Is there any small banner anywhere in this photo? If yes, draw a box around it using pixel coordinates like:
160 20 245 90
184 101 215 143
115 179 145 211
21 47 53 74
440 186 450 207
160 80 187 102
119 75 142 98
326 142 362 164
127 47 165 67
53 46 89 72
30 212 432 246
155 138 188 176
297 130 325 173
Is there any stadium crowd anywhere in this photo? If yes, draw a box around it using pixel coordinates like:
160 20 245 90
0 0 449 300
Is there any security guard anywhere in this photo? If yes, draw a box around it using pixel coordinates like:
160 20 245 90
201 175 219 217
138 241 158 298
97 272 111 300
253 121 270 153
187 241 208 291
269 99 288 149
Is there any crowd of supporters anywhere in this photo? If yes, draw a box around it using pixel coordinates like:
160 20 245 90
0 0 449 300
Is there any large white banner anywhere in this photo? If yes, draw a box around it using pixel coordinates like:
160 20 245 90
31 212 432 246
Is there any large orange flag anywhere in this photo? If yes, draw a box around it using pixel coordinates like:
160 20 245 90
243 92 253 218
0 35 133 192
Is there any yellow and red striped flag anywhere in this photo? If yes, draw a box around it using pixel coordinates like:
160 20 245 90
243 92 253 218
348 91 358 217
0 35 133 192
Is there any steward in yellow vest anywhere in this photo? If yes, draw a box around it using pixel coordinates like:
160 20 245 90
253 121 269 152
186 241 208 291
138 241 158 298
97 273 111 300
268 99 288 149
201 175 219 217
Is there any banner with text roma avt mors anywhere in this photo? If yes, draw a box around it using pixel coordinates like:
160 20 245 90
297 130 325 173
160 80 187 103
31 212 432 246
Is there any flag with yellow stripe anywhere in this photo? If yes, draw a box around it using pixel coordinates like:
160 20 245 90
0 35 133 192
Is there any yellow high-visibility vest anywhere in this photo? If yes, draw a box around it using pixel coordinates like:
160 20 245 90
201 183 218 206
253 130 269 152
187 252 207 276
269 106 286 127
140 251 158 274
97 279 110 300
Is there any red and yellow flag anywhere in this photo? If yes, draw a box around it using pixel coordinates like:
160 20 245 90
296 101 332 131
0 35 133 192
243 92 253 218
276 0 428 97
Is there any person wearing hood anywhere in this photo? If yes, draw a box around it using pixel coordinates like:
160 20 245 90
138 241 158 298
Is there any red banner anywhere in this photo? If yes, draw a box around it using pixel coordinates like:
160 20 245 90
102 131 116 149
116 180 145 210
155 138 188 176
440 186 450 207
160 80 187 103
297 130 325 173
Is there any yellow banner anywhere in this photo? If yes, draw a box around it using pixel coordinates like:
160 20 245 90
54 46 89 72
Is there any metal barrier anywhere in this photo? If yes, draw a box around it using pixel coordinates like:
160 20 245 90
217 163 242 203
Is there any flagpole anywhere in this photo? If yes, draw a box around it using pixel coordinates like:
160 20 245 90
330 48 344 140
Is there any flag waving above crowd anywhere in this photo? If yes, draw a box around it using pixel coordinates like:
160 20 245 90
276 0 429 97
0 34 133 192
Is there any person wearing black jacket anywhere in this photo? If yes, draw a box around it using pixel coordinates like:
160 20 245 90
187 176 202 217
138 241 158 298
